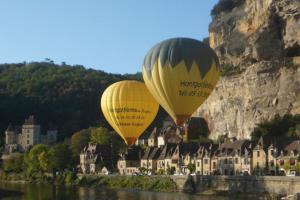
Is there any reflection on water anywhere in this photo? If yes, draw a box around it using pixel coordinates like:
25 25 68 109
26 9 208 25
0 181 233 200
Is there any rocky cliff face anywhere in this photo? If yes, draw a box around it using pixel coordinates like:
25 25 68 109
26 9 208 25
196 0 300 139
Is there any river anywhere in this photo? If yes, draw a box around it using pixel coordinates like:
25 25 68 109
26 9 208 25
0 182 248 200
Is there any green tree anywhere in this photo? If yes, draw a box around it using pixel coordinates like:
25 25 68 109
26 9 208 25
0 62 135 138
251 114 300 141
186 117 209 140
24 144 48 175
296 163 300 175
288 124 300 138
283 161 290 172
3 153 24 173
48 143 73 172
90 127 111 145
167 167 176 175
187 163 196 173
70 129 91 155
90 127 126 154
38 151 52 172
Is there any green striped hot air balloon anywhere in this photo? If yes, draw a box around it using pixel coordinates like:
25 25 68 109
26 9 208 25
142 38 220 127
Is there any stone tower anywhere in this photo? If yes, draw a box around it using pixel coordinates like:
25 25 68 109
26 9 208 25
5 123 17 145
4 124 18 153
21 115 41 150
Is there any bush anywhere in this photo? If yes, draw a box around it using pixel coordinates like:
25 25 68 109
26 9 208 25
220 64 244 76
211 0 245 17
77 176 177 192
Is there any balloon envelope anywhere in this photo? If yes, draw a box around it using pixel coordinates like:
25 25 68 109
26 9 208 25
142 38 220 125
101 80 159 146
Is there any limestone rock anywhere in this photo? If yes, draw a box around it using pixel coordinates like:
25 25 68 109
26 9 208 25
195 0 300 139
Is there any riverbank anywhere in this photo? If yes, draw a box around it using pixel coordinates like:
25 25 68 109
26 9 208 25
1 172 300 199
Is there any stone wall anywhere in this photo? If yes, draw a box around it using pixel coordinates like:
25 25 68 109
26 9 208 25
171 175 300 196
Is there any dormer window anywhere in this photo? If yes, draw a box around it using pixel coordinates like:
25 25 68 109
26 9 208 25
290 151 294 157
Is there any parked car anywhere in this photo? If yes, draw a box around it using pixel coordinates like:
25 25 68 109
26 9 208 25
132 172 143 176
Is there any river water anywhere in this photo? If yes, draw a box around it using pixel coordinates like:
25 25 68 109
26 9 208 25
0 182 245 200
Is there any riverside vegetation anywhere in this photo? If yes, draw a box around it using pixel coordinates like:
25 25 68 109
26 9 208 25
0 170 177 192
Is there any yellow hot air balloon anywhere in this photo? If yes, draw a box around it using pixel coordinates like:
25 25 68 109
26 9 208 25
101 80 159 146
142 37 220 126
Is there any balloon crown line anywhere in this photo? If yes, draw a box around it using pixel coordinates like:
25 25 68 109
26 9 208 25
143 37 220 79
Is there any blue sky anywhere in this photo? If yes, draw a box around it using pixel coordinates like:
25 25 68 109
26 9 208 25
0 1 218 74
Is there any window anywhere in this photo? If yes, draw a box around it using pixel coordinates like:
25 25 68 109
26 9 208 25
229 158 232 164
197 162 200 167
235 158 238 164
257 151 260 157
290 159 295 166
224 158 228 164
27 140 29 144
213 162 216 169
257 162 259 167
204 159 208 164
270 150 274 156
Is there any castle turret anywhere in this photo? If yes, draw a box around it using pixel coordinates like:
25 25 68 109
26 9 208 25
5 123 16 145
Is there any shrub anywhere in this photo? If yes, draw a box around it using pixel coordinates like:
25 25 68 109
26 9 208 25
220 64 244 76
3 154 24 173
211 0 245 17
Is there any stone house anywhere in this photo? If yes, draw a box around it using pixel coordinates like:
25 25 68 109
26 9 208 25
117 147 142 175
135 116 176 147
148 127 160 147
277 140 300 174
232 142 252 175
156 143 177 174
150 147 163 173
140 147 151 170
195 145 206 175
178 143 199 174
251 137 300 176
79 144 112 174
202 148 213 175
252 137 268 175
140 147 161 174
4 115 57 154
267 143 278 175
157 132 165 147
